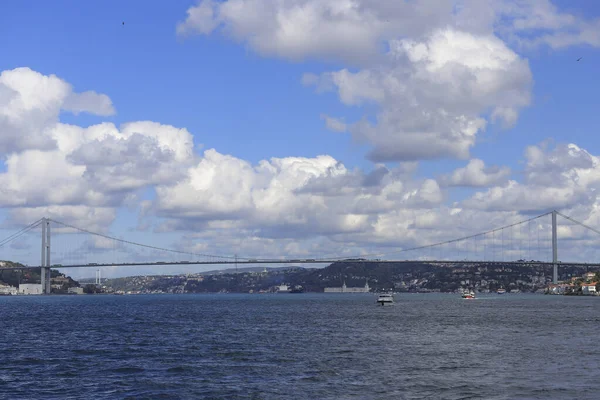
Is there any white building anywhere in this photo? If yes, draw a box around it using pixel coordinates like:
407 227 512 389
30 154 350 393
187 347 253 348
68 287 84 295
584 272 596 281
18 284 43 295
324 281 370 293
277 284 289 292
582 283 597 295
0 284 17 295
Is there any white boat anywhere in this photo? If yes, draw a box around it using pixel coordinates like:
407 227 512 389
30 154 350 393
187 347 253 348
461 290 476 299
497 288 506 294
377 293 394 305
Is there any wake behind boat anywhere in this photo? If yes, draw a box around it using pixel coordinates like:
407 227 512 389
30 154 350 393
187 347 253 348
377 293 394 306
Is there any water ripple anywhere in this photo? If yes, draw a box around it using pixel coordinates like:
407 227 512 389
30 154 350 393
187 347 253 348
1 293 599 399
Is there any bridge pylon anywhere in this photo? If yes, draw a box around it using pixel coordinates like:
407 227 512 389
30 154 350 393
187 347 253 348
40 218 51 294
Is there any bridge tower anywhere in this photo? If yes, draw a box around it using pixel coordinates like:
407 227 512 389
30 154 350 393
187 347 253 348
40 218 51 294
552 210 558 284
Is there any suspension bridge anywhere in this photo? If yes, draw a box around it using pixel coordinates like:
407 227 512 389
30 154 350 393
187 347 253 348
2 210 600 294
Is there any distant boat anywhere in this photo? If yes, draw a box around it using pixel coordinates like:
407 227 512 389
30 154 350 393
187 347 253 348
462 290 476 299
497 288 506 294
377 293 394 306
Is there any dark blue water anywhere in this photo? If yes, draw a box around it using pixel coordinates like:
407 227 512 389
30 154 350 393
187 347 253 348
1 293 598 399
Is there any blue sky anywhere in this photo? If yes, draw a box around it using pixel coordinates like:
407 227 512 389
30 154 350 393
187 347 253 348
1 0 600 278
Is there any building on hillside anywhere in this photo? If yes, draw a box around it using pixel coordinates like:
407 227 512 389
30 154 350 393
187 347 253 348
0 284 17 295
581 283 597 295
68 287 84 295
277 284 289 292
547 284 573 295
52 276 70 284
18 284 42 295
584 272 597 281
324 281 370 293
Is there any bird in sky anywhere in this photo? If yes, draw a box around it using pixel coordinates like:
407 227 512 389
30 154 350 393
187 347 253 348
577 57 582 61
122 22 125 26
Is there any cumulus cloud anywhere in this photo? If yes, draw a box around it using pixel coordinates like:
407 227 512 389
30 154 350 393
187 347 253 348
0 67 115 154
440 159 511 187
149 149 443 240
462 144 600 213
0 67 195 237
176 1 540 162
307 28 532 161
177 0 221 36
176 0 422 63
177 0 600 58
177 0 599 165
63 90 115 116
0 121 195 210
3 59 600 270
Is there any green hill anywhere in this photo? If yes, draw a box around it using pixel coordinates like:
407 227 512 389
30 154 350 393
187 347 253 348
0 261 80 293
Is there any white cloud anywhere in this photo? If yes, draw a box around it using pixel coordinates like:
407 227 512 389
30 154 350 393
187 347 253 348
497 0 600 49
0 67 196 240
143 140 598 263
462 144 600 212
178 0 597 62
0 120 195 210
180 0 600 58
321 114 347 132
63 90 115 116
0 67 116 155
440 159 511 187
150 149 444 240
176 0 428 63
177 0 221 36
177 1 600 164
6 0 598 272
4 55 600 272
306 28 532 161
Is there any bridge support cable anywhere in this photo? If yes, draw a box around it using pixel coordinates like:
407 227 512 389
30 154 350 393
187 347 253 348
556 211 600 236
555 211 600 272
318 211 553 263
2 210 574 272
0 218 43 249
47 218 244 268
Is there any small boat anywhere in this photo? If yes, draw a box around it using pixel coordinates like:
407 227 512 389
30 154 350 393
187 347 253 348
497 288 506 294
461 290 476 299
377 293 394 306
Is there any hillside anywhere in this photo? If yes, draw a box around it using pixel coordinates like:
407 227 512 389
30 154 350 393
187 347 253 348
0 261 80 293
99 261 600 294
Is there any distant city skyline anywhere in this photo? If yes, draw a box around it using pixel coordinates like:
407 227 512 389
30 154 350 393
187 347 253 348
1 0 600 279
